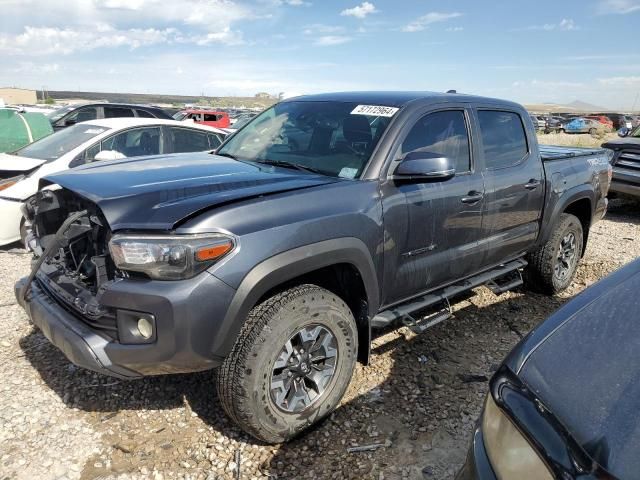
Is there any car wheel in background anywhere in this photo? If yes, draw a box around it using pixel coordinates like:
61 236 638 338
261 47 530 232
524 213 583 294
216 284 358 443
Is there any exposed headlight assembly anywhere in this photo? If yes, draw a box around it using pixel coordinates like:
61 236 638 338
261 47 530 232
109 233 235 280
482 394 553 480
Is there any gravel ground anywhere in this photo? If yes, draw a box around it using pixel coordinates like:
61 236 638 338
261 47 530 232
1 199 639 480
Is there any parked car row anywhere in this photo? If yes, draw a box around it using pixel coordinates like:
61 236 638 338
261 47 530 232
529 111 639 135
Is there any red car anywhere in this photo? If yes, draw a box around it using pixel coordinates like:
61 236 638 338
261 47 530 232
584 115 613 129
173 109 231 128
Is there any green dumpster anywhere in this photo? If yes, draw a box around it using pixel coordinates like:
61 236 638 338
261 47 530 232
0 109 54 153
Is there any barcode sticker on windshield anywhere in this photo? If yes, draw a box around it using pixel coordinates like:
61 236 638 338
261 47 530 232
351 105 399 117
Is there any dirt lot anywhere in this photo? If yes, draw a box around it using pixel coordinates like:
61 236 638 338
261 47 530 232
1 196 638 480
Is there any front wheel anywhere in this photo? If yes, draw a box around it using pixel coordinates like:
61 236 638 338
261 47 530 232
524 213 584 294
216 284 358 443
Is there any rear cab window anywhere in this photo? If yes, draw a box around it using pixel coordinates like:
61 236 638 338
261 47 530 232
477 110 528 169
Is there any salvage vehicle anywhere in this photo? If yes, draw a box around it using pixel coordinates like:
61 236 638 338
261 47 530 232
584 115 614 130
457 258 640 480
48 103 172 131
565 117 610 135
0 118 227 246
173 109 231 129
15 92 612 443
602 125 640 197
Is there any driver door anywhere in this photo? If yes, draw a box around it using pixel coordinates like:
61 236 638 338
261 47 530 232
380 107 486 306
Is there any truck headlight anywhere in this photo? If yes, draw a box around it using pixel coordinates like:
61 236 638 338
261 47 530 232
109 233 235 280
482 394 553 480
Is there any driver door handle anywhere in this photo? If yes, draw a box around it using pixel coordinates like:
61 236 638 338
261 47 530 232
524 179 541 190
461 191 484 205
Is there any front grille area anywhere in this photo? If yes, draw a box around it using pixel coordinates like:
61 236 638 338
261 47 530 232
27 188 119 337
615 150 640 171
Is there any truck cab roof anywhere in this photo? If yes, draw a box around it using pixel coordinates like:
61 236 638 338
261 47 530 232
283 91 523 110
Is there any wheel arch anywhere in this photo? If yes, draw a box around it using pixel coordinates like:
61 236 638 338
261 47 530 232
213 238 380 364
539 186 594 255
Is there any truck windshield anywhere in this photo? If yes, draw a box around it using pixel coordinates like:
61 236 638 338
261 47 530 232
216 101 396 179
12 123 110 162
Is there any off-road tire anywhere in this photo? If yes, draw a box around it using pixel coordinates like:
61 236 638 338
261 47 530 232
524 213 583 294
216 284 358 443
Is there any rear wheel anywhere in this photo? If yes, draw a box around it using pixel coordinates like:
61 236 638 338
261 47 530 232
216 284 358 443
524 213 583 294
589 127 597 136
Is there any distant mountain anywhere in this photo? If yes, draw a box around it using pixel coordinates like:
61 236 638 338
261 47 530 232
525 99 613 113
566 100 607 112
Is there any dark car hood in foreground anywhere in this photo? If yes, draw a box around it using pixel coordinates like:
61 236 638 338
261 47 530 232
602 137 640 150
505 259 640 479
45 153 340 230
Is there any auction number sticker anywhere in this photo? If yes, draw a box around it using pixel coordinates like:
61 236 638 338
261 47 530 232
351 105 399 117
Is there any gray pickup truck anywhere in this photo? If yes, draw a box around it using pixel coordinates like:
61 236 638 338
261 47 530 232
16 92 611 443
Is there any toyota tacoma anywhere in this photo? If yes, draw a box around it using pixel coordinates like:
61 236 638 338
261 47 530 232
16 92 612 443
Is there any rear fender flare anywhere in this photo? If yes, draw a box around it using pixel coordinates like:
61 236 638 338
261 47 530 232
538 185 594 247
211 237 379 359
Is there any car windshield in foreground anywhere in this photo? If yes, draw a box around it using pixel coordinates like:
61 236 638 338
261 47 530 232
216 101 397 179
46 105 78 123
13 123 110 162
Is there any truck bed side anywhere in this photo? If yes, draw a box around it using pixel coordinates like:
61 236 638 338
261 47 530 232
536 145 611 251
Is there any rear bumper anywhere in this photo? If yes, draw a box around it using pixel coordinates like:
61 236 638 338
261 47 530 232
15 270 238 378
456 428 497 480
0 198 23 245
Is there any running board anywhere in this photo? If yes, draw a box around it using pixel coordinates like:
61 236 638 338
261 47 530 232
371 258 527 330
486 269 523 294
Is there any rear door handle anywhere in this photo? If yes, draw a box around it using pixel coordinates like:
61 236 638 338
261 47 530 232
461 191 484 205
524 179 541 190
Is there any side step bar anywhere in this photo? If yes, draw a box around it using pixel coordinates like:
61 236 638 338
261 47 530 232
371 258 527 330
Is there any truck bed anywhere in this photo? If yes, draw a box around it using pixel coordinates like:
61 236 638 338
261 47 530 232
539 145 607 161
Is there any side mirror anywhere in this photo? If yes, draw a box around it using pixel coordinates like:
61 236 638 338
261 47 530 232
94 150 126 162
618 127 630 138
64 118 77 127
393 151 455 182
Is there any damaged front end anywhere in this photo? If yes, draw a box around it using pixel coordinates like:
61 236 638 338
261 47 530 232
21 187 119 337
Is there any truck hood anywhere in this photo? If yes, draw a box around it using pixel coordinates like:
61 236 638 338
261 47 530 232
44 152 340 231
602 137 640 150
0 152 46 173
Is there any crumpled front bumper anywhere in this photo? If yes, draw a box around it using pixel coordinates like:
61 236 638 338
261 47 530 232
15 277 140 379
15 268 238 378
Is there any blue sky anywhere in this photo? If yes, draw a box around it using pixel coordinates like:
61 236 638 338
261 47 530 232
1 0 640 109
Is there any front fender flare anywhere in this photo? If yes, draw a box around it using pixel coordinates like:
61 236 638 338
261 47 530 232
210 237 379 359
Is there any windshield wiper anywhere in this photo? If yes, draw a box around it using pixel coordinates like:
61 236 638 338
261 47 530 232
257 159 325 175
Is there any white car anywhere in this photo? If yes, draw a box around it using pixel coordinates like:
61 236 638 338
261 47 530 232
0 118 227 246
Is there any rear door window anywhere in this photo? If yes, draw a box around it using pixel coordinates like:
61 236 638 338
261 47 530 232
477 110 528 169
168 127 211 153
104 107 135 118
